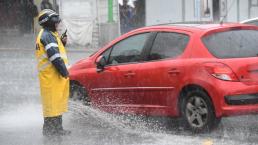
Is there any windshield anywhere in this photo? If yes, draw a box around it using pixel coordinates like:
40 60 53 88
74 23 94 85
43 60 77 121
202 29 258 58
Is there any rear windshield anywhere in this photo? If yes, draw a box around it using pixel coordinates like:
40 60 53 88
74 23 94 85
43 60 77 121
202 29 258 58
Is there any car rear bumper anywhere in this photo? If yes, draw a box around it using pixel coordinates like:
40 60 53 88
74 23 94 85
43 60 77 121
207 80 258 117
222 104 258 116
225 93 258 105
222 94 258 116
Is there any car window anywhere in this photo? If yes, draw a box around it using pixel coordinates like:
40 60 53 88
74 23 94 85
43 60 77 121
100 48 112 63
202 29 258 58
108 33 150 65
148 32 189 61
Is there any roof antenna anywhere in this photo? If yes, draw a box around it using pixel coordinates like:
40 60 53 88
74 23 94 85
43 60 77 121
220 15 226 25
219 0 236 25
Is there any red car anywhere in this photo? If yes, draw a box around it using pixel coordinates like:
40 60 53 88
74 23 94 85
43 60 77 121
69 23 258 132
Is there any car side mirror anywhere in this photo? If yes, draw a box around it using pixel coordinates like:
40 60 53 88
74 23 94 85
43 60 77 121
96 55 107 72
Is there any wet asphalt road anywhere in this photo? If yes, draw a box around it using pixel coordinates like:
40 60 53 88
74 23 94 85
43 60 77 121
1 49 258 145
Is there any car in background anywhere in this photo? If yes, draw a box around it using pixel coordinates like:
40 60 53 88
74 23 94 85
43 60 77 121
69 23 258 132
241 17 258 26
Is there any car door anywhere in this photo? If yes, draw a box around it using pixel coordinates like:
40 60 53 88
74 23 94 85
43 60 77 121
137 31 191 113
90 32 151 110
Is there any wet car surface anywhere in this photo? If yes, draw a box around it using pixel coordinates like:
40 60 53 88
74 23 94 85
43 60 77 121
69 23 258 132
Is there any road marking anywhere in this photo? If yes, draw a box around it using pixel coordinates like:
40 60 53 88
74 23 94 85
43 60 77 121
202 139 213 145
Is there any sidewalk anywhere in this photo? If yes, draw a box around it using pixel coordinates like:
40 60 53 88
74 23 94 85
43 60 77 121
0 33 36 50
0 33 98 53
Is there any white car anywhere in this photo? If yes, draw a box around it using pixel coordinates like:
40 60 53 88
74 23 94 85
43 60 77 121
241 17 258 26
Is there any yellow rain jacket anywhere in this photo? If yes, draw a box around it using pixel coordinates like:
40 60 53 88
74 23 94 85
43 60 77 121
35 29 69 117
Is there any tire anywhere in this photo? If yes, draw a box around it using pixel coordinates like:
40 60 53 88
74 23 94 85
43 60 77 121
180 89 221 132
70 82 90 106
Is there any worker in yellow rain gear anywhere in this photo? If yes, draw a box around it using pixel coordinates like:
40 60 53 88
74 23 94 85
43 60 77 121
35 9 70 136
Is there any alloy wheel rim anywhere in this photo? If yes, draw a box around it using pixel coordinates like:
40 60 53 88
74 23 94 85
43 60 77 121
185 96 208 128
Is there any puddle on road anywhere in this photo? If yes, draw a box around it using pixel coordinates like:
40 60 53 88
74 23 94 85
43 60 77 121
0 100 258 145
69 101 258 145
0 104 42 129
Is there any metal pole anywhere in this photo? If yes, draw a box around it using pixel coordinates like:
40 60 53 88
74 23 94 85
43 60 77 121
237 0 240 22
248 0 251 18
108 0 114 22
182 0 185 22
53 0 57 11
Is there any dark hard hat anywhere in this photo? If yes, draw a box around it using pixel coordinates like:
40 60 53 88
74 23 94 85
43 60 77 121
38 9 61 26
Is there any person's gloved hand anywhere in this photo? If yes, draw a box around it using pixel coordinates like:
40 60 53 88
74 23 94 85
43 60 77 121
62 70 69 79
60 71 69 79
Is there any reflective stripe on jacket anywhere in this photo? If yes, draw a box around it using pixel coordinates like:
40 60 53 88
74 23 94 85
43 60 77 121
35 29 69 117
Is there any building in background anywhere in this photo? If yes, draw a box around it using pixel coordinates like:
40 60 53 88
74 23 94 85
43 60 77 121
0 0 40 34
145 0 256 25
57 0 119 49
1 0 258 49
97 0 258 48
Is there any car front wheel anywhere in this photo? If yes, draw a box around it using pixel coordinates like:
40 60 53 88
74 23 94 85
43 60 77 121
70 81 90 105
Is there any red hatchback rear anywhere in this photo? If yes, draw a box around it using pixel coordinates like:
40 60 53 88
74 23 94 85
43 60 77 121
69 23 258 132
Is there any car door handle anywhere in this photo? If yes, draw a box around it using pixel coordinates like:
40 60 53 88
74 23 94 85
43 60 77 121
168 69 180 75
124 72 135 77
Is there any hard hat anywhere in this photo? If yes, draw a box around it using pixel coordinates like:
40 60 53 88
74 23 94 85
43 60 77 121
38 9 61 26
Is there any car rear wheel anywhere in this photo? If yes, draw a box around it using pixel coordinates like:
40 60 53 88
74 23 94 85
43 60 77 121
180 89 221 132
70 81 90 105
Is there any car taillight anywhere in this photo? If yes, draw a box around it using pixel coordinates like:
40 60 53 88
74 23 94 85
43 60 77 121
204 62 239 81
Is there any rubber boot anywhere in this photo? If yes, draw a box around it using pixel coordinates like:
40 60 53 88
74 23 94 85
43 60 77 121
55 115 71 136
43 117 57 136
